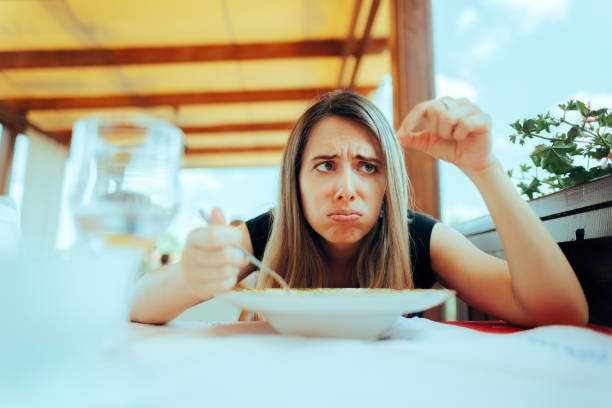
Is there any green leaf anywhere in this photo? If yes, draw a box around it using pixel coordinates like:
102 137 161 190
522 119 536 133
551 141 578 153
530 145 545 166
592 108 608 117
507 169 514 178
520 178 542 200
530 144 547 166
508 98 610 197
559 176 576 189
588 166 603 178
567 166 591 185
592 147 610 159
576 101 589 117
510 121 523 132
542 176 561 189
530 144 574 174
567 126 580 142
566 100 579 111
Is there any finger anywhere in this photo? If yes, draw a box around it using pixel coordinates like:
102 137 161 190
453 118 470 141
199 276 238 297
189 247 246 267
441 105 480 140
426 101 443 139
400 131 434 153
187 226 242 249
196 265 240 283
453 112 491 141
187 264 240 285
210 207 227 225
463 112 491 135
397 100 434 138
439 110 453 141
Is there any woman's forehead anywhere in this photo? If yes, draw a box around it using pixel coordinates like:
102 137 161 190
305 116 381 157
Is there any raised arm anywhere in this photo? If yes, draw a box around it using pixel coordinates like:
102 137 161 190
397 98 588 326
130 209 255 324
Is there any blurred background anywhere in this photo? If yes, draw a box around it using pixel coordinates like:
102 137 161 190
1 0 610 320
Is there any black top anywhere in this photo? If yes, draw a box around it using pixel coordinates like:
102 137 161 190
245 210 439 289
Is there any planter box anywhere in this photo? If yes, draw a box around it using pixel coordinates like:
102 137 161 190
454 175 612 326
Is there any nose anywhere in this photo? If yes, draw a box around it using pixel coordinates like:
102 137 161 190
334 168 356 202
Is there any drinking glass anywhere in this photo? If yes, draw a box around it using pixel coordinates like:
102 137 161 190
65 114 184 348
68 114 184 247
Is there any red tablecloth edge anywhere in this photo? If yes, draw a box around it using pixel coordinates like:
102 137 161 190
440 321 612 336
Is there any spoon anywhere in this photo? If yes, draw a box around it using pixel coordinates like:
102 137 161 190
198 209 291 293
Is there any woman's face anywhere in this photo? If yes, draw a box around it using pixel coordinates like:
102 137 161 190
299 116 386 249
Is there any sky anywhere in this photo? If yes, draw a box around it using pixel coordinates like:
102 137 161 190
431 0 612 223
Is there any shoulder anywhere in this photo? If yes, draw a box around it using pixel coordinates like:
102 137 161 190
406 210 439 288
246 210 273 231
407 210 438 238
245 210 274 261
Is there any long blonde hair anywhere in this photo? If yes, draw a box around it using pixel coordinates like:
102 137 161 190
255 90 414 290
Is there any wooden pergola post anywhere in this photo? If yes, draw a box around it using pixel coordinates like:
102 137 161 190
0 124 17 195
390 0 440 219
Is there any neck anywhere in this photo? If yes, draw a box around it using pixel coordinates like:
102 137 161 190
322 240 360 269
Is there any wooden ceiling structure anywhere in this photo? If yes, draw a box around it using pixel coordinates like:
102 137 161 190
0 0 438 218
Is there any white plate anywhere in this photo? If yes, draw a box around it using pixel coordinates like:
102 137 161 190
217 288 454 340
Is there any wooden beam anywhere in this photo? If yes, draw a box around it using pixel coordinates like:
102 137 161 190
4 86 377 111
47 121 295 146
0 126 17 194
0 102 28 135
390 0 440 320
181 121 294 134
185 146 285 155
390 0 439 219
337 0 363 88
0 39 388 70
348 0 381 90
0 102 62 144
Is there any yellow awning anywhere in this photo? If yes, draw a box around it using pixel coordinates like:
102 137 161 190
0 0 390 167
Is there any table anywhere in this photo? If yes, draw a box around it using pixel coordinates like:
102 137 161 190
122 318 611 408
442 320 612 335
5 318 611 408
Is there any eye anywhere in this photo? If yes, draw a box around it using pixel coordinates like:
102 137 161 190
315 161 335 172
360 162 378 174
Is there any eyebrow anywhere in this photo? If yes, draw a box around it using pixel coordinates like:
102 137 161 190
310 154 381 164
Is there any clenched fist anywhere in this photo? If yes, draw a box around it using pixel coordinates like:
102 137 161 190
181 208 248 300
397 97 496 173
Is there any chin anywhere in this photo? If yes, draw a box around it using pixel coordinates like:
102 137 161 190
323 227 366 244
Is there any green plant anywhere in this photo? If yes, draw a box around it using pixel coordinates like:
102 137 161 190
507 100 612 199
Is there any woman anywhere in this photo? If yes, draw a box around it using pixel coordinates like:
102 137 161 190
131 91 588 327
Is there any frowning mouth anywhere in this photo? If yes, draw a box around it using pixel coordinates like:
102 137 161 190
327 210 362 223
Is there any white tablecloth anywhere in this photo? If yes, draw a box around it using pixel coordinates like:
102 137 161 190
5 317 609 408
